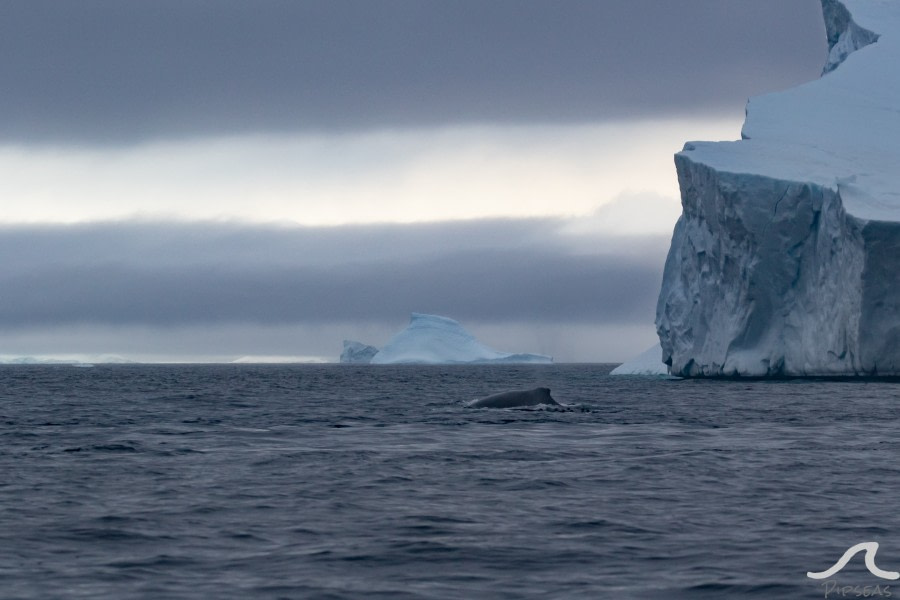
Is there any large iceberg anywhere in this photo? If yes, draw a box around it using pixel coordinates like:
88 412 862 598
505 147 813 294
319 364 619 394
657 0 900 377
370 313 552 365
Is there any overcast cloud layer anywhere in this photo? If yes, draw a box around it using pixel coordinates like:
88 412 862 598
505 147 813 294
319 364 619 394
0 1 833 361
0 0 825 143
0 220 667 329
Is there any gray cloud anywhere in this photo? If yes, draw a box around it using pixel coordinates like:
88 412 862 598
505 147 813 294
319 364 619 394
0 220 666 329
0 0 826 144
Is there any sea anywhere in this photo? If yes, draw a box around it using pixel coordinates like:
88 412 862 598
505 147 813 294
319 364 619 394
2 363 900 600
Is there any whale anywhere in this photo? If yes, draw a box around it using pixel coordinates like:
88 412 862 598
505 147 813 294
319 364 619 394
466 387 559 409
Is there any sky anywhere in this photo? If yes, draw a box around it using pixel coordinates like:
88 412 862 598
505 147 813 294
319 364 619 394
0 0 827 363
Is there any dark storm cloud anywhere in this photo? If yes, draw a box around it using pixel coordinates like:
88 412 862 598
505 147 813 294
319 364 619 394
0 220 666 327
0 0 826 144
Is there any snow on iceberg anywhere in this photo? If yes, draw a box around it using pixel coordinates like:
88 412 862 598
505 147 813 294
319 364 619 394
370 313 552 365
657 0 900 377
610 344 670 376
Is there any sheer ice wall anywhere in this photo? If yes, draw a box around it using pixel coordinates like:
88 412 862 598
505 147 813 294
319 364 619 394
656 0 900 376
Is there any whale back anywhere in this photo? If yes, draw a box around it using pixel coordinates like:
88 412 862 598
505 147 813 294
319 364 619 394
467 387 557 408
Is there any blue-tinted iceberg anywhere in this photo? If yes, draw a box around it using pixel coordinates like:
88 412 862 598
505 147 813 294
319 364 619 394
340 340 380 364
370 313 552 365
657 0 900 377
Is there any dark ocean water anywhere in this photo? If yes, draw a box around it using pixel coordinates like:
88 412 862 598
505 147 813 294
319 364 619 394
2 364 900 599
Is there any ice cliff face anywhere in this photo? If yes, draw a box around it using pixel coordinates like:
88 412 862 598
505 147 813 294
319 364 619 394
370 313 552 365
340 340 379 364
821 0 879 73
657 0 900 377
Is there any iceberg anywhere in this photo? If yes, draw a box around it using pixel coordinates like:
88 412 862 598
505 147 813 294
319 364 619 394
0 354 134 365
370 313 552 365
657 0 900 377
231 355 329 364
610 344 670 376
339 340 379 364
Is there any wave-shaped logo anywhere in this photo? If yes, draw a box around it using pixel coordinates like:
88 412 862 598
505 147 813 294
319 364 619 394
808 542 900 580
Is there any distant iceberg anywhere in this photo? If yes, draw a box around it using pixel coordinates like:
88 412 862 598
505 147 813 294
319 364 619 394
610 344 670 376
0 356 81 365
0 354 134 365
231 355 329 364
340 340 380 364
369 313 552 365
